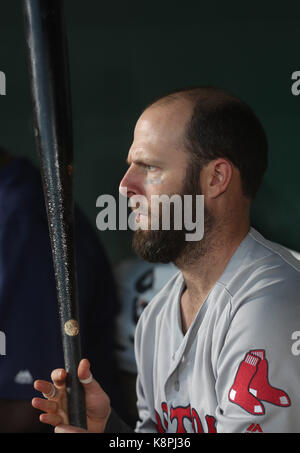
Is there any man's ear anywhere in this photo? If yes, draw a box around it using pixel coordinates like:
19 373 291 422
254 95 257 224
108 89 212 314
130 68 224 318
200 158 233 199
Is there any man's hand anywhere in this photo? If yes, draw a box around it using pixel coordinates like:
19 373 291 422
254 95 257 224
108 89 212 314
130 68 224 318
32 358 111 433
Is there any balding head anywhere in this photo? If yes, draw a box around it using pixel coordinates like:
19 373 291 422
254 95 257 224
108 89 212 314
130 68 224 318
145 86 233 109
143 86 268 199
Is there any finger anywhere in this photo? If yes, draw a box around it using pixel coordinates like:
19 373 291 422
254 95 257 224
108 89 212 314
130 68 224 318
34 380 59 399
54 424 88 433
43 383 57 399
51 368 67 389
32 397 58 414
40 412 64 427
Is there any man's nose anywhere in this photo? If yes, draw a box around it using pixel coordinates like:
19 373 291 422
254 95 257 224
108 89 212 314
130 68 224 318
119 167 141 198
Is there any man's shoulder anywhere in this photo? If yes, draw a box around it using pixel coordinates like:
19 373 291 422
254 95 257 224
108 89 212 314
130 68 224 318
248 228 300 274
216 232 300 374
219 228 300 302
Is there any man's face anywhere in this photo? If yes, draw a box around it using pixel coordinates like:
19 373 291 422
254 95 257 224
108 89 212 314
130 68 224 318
120 101 191 212
119 100 210 263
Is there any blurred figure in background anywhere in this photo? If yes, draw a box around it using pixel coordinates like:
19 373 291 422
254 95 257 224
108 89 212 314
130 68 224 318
0 147 121 432
114 258 178 428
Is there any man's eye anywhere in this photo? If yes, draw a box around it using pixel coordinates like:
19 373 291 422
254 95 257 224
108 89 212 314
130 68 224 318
145 165 157 172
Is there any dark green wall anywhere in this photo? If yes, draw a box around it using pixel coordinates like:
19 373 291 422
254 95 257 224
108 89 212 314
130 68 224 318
0 1 300 264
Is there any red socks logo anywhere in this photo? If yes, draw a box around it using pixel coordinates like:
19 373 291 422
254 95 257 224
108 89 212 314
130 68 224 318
229 349 290 415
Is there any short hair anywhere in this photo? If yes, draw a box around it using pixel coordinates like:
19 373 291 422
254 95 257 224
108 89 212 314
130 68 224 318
145 86 268 199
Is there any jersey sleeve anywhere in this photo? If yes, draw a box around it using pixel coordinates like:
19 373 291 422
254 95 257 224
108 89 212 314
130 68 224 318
215 274 300 433
135 372 157 432
134 309 158 433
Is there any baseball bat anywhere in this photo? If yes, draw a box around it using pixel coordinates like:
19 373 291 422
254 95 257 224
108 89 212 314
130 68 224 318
23 0 87 428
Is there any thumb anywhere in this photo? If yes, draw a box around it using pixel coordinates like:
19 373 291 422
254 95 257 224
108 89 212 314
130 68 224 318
78 358 94 385
77 358 111 422
77 358 107 396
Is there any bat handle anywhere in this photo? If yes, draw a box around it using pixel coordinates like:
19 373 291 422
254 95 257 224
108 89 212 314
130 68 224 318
63 320 87 429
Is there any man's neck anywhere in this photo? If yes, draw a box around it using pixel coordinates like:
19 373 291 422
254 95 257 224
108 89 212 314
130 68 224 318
176 222 250 333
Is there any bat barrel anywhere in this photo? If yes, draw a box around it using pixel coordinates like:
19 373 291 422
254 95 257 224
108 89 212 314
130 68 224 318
23 0 87 428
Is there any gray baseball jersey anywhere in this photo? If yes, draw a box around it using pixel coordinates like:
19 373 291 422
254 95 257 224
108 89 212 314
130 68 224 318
134 227 300 433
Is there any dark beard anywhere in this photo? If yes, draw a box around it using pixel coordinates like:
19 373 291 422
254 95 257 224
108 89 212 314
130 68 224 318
132 225 186 264
132 161 216 264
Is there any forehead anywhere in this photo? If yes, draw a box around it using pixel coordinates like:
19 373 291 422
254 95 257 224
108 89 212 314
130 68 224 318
128 99 193 163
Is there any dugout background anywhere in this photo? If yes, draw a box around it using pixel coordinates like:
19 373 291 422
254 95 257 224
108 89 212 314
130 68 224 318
0 0 299 264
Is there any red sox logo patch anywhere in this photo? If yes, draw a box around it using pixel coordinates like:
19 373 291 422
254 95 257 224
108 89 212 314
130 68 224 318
228 349 291 415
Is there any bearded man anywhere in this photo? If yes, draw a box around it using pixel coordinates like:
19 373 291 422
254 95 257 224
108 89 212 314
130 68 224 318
32 87 300 433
